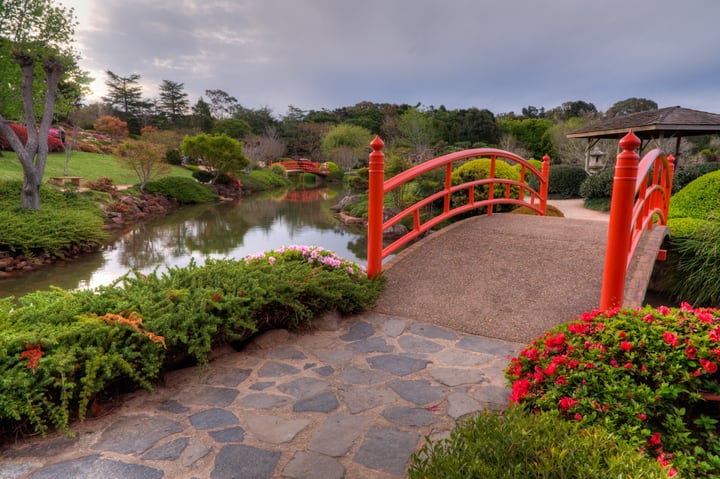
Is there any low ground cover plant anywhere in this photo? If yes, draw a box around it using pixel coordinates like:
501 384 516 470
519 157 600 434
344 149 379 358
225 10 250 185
0 246 383 438
409 407 666 479
505 304 720 478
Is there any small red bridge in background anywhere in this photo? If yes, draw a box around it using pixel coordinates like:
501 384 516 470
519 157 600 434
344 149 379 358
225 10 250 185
367 131 674 344
272 159 330 176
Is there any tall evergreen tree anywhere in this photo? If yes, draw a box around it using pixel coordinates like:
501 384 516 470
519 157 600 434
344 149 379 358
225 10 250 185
102 71 147 117
158 79 189 124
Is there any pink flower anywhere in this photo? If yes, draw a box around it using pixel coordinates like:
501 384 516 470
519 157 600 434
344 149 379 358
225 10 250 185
663 331 679 347
559 397 579 411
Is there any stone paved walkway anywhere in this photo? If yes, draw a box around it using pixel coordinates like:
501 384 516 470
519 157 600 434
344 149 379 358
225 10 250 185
0 312 523 479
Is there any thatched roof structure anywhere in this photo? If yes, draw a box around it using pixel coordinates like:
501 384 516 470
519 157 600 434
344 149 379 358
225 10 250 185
566 106 720 169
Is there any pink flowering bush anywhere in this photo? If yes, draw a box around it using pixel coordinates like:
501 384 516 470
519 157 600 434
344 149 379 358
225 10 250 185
506 304 720 478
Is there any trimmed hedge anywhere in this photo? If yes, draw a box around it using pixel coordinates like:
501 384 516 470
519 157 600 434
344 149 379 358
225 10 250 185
579 167 614 200
450 158 520 212
669 170 720 220
530 164 587 198
144 176 218 204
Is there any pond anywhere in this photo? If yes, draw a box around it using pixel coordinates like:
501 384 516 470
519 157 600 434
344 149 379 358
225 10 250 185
0 184 369 299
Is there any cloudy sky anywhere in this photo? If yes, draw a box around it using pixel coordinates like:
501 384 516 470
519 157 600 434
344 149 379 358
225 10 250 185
65 0 720 118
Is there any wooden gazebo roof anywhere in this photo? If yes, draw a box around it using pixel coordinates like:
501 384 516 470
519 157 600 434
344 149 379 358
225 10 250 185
567 106 720 166
567 106 720 141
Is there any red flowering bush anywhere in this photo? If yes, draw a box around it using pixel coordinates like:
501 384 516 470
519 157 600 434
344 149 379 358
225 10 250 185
506 304 720 478
0 123 64 152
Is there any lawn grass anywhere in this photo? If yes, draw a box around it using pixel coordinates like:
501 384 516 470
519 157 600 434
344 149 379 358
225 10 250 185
0 151 193 185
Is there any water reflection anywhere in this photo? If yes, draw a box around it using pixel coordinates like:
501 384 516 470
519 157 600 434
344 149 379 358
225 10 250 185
0 185 369 299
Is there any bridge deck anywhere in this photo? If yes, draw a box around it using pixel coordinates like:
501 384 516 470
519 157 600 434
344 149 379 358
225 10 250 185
373 214 612 344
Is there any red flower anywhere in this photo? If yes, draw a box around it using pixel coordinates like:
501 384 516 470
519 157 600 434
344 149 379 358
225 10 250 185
507 361 523 378
657 305 671 315
648 431 662 447
637 413 647 420
574 413 582 421
624 362 633 369
559 397 579 411
700 358 718 374
211 293 222 301
709 327 720 342
685 345 697 359
554 375 567 385
663 331 679 347
568 322 590 335
620 341 632 352
509 378 530 403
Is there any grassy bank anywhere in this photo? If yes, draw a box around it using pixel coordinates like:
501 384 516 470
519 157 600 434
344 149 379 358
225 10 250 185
0 151 194 184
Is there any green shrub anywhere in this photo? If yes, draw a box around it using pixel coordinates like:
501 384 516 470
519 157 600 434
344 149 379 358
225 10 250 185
239 169 291 192
669 170 720 219
668 217 713 239
667 220 720 306
673 162 720 192
543 164 588 198
348 167 369 192
1 246 383 437
324 161 344 181
191 169 214 183
514 158 544 182
165 148 182 165
450 158 520 213
0 182 109 256
270 163 288 177
0 293 165 436
580 167 615 199
409 407 666 479
143 176 218 204
506 305 720 478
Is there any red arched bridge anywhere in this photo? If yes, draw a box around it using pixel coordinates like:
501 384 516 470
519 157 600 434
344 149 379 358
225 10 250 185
366 132 675 343
272 159 330 176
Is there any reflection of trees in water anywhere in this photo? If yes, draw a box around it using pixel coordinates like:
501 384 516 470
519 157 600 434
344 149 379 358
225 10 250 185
116 184 359 268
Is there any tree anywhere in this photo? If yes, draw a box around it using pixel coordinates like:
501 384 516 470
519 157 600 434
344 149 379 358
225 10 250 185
606 98 658 118
157 80 189 124
398 107 438 163
93 115 129 142
117 138 171 190
498 118 556 160
205 89 238 120
0 0 78 209
191 97 214 132
102 71 146 117
321 123 372 170
181 133 249 181
243 129 287 164
212 118 252 140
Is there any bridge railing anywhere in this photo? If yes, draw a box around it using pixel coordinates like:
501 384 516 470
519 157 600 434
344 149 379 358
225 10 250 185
272 160 329 175
367 136 550 278
600 130 675 309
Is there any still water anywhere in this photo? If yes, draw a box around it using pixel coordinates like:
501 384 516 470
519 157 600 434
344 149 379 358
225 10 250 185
0 185 369 299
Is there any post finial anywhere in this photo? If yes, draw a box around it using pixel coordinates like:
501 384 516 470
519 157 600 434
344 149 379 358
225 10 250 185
619 130 641 153
370 135 384 152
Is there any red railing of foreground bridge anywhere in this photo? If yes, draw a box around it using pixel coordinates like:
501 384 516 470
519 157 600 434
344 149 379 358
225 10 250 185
366 136 550 278
272 159 329 176
600 130 675 309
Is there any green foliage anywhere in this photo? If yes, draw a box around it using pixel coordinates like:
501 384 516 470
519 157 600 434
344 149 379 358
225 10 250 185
348 167 369 192
321 123 373 170
498 118 556 159
143 176 218 204
0 292 165 436
238 168 292 192
580 167 615 199
667 221 720 306
673 163 720 192
181 133 249 180
669 170 720 219
0 181 109 256
0 247 383 436
668 217 713 239
514 158 543 181
506 305 720 478
545 164 588 198
450 158 521 213
165 148 182 165
212 118 252 140
191 169 215 184
409 407 666 479
324 161 344 181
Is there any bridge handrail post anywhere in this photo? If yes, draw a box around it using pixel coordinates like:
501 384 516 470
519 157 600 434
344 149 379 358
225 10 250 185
540 154 550 214
600 130 640 309
367 136 385 279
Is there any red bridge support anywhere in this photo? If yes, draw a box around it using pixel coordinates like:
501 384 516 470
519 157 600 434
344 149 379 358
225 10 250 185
600 130 674 309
